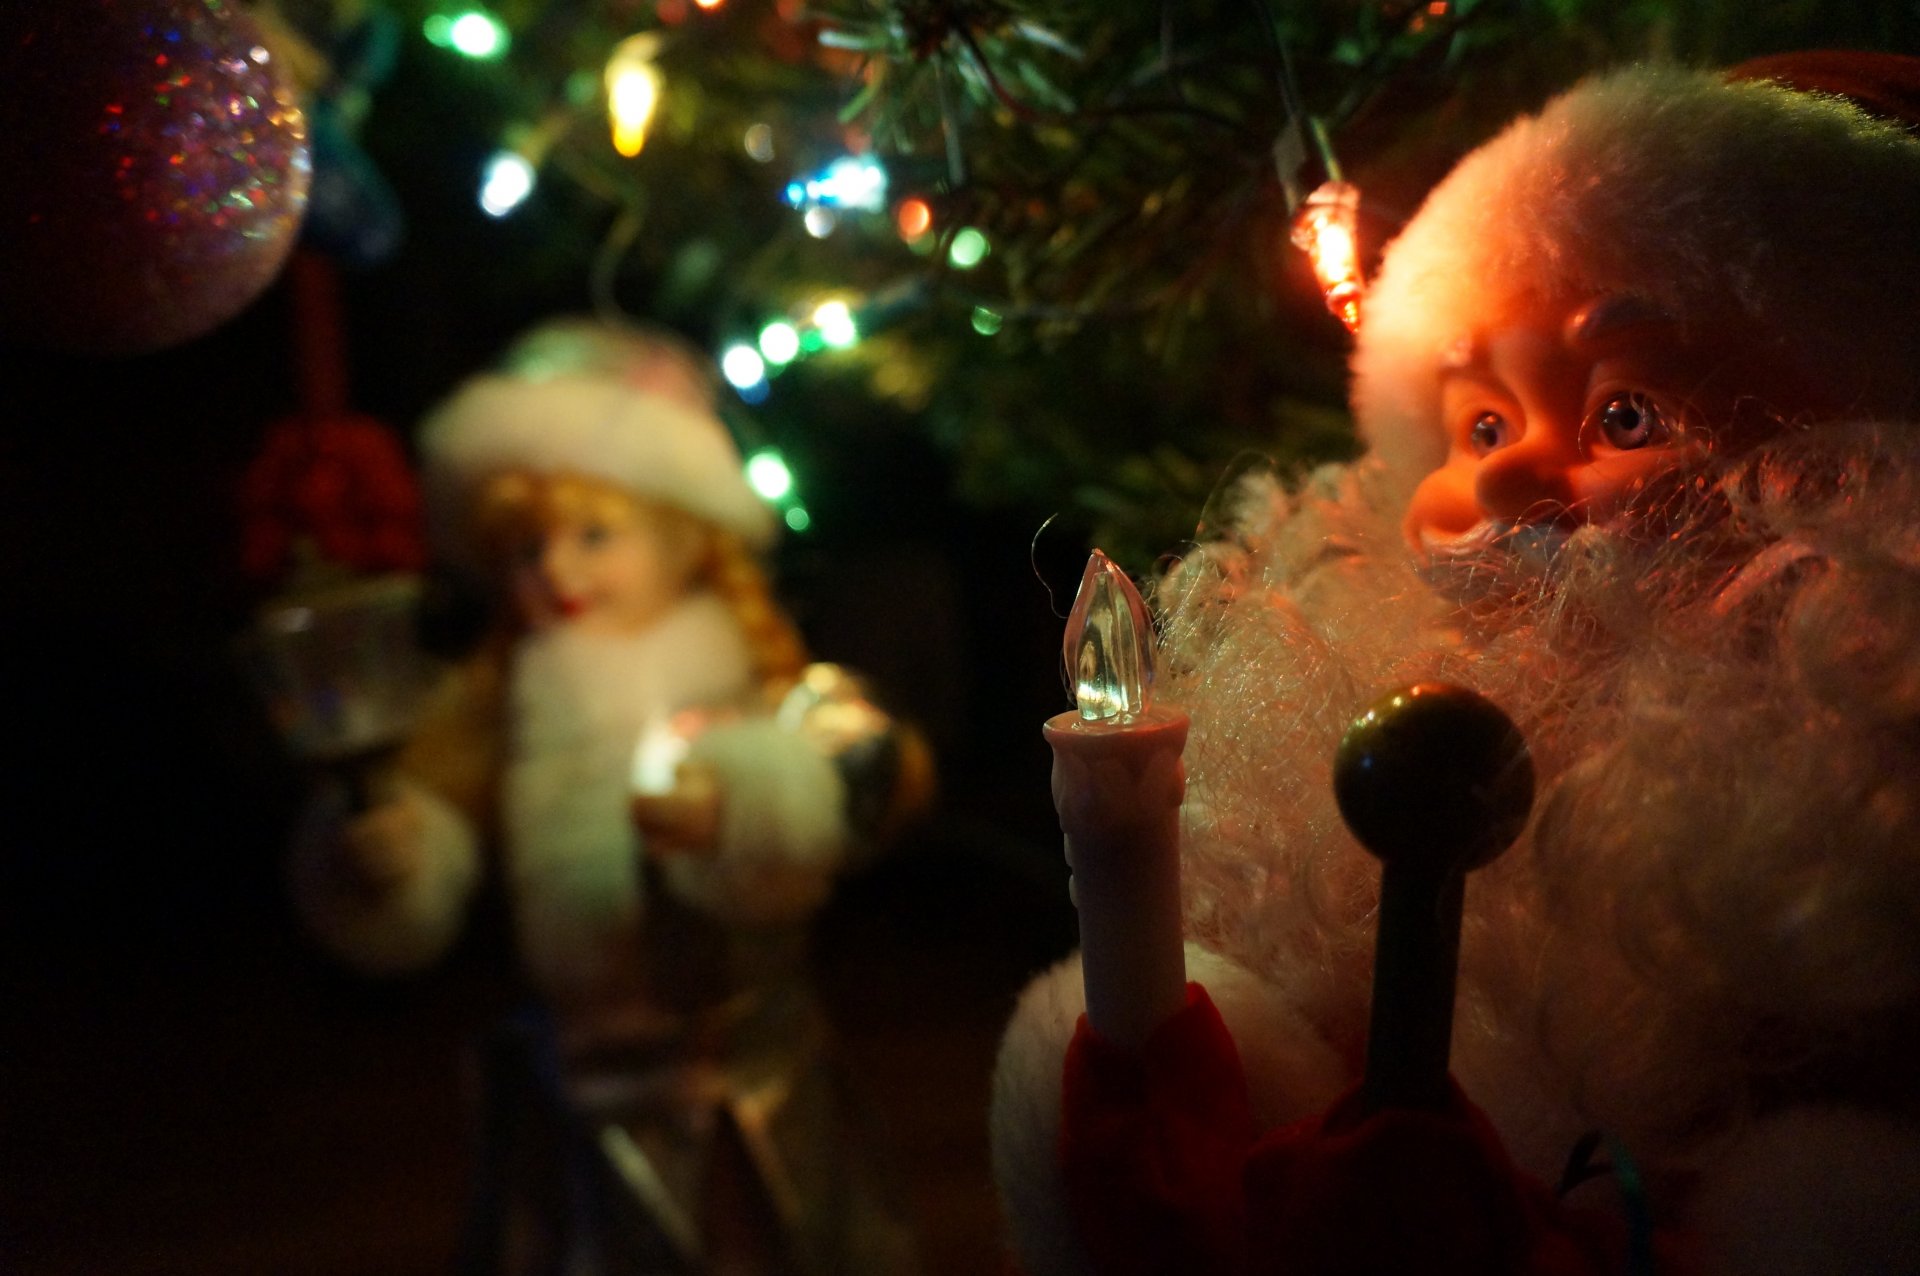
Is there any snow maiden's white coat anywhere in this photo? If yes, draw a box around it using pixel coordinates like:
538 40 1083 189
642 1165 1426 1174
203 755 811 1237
293 589 846 1008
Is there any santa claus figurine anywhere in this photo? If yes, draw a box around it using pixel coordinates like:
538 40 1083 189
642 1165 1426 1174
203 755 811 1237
289 317 928 1274
993 52 1920 1276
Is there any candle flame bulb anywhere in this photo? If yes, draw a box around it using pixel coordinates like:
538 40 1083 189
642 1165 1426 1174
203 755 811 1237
1063 549 1155 721
1290 180 1365 333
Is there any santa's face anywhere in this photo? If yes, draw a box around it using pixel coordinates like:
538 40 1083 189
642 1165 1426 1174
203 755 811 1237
1403 295 1704 557
1402 293 1834 559
509 484 705 637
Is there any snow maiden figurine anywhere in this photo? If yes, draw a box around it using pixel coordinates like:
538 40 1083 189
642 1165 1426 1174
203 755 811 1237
994 52 1920 1276
290 318 928 1274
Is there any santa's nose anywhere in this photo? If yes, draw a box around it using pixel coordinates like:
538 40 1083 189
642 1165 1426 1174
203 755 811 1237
1474 437 1579 524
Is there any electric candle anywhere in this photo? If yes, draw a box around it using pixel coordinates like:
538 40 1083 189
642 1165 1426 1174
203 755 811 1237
630 710 693 798
1044 550 1190 1050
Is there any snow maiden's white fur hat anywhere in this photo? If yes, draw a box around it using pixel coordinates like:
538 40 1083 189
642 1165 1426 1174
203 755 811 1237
1351 53 1920 498
419 318 776 559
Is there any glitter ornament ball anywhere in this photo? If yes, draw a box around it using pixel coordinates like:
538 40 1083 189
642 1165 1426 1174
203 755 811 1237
0 0 312 354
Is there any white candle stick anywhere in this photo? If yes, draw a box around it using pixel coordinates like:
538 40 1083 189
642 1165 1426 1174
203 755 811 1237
1044 550 1190 1050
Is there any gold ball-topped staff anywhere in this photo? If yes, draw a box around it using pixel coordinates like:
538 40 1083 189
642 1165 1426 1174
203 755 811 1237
1334 682 1534 1112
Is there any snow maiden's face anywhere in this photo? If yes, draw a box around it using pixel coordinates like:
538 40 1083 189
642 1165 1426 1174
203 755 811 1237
1402 292 1841 562
479 471 708 637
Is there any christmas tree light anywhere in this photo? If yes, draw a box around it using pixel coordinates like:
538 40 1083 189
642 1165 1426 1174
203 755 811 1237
758 322 801 366
478 151 535 217
812 300 858 349
605 34 663 159
1291 181 1365 332
784 156 888 212
895 197 933 240
430 10 507 60
720 343 768 391
948 228 989 270
746 450 794 501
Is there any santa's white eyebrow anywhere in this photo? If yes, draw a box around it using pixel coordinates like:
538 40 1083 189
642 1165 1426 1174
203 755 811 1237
1566 294 1672 349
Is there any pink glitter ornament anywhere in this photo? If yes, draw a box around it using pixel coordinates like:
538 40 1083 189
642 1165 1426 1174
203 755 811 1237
0 0 311 354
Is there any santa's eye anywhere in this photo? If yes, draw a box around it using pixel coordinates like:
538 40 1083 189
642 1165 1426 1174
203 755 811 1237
1593 392 1669 450
1468 411 1511 457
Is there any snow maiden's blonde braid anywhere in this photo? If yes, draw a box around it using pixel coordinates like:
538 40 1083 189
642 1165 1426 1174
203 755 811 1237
698 528 809 685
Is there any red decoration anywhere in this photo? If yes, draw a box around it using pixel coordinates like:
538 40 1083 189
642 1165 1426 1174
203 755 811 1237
239 411 426 587
239 251 423 591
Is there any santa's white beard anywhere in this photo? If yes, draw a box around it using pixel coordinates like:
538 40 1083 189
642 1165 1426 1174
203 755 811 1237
1157 429 1920 1188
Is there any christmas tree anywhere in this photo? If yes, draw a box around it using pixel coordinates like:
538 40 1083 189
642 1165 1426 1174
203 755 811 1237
320 0 1920 563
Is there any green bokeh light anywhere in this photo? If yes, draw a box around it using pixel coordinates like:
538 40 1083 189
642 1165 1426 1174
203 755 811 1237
758 321 801 366
948 228 990 270
746 450 794 501
814 301 858 349
447 11 508 59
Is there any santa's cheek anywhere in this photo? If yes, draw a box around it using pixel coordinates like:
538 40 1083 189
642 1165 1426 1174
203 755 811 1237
1571 450 1690 520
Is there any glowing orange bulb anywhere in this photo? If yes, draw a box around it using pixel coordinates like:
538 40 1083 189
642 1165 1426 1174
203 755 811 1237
1311 217 1357 292
1289 181 1365 333
895 197 932 240
694 0 724 9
